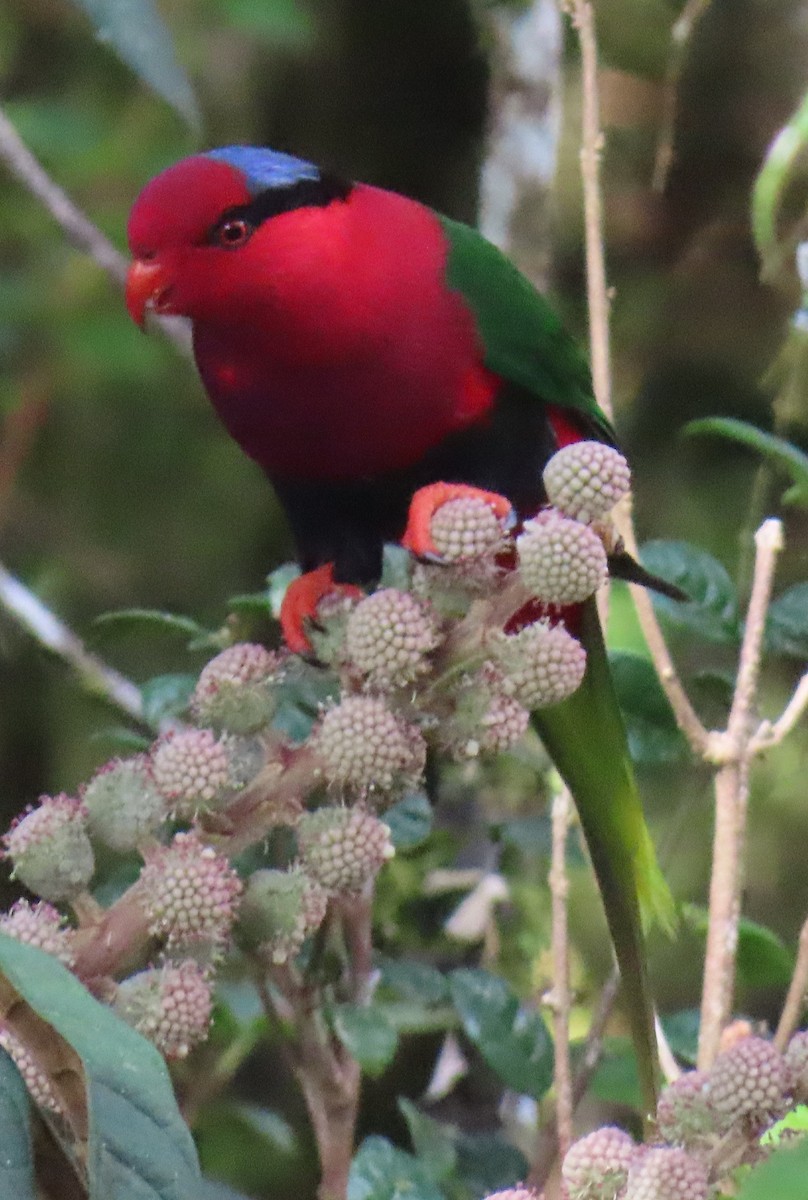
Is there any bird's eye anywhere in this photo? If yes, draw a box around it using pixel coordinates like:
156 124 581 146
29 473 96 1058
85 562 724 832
214 218 253 248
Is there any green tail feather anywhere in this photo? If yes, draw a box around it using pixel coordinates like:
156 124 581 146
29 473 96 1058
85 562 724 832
532 598 674 1117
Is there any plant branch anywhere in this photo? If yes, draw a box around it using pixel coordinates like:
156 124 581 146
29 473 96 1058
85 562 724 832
774 915 808 1051
548 785 574 1164
749 670 808 754
0 561 144 724
697 520 783 1070
0 104 191 356
652 0 711 192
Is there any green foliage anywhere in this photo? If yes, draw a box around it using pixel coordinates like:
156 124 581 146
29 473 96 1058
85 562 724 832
640 540 740 643
69 0 200 127
735 1137 808 1200
384 792 434 850
609 650 690 763
0 934 200 1198
331 1006 399 1077
448 968 554 1099
766 584 808 659
0 1051 35 1200
752 86 808 275
348 1137 444 1200
684 418 808 506
684 906 795 990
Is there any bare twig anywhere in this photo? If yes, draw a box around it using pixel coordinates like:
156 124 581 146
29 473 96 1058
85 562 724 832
697 520 784 1070
548 787 574 1165
655 1012 682 1084
0 561 143 723
775 916 808 1051
0 104 191 356
749 670 808 754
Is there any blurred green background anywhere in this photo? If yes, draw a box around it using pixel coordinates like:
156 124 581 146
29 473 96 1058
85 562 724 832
1 1 808 1194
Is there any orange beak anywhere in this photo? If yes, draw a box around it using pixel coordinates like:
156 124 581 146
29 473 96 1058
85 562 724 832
125 258 175 328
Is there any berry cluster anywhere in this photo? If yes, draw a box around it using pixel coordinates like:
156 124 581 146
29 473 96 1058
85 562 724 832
560 1032 807 1199
0 442 628 1099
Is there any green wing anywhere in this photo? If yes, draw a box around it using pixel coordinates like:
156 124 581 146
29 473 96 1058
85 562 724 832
437 213 614 441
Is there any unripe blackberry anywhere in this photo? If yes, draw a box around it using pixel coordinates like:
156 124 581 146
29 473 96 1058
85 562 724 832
543 441 631 523
516 511 607 605
191 643 282 734
151 728 232 815
345 589 440 687
239 868 328 964
114 961 212 1059
561 1125 635 1200
0 899 75 967
3 794 94 902
785 1031 808 1102
656 1071 713 1147
444 662 530 758
297 807 394 894
0 1026 62 1112
139 831 242 956
83 756 168 852
625 1147 709 1200
707 1036 791 1132
494 621 587 709
315 695 426 797
430 496 508 561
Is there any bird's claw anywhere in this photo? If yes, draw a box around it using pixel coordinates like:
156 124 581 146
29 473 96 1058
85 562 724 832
401 481 514 559
279 563 362 655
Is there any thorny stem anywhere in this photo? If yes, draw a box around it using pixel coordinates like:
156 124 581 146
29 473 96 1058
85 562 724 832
697 520 784 1070
775 916 808 1050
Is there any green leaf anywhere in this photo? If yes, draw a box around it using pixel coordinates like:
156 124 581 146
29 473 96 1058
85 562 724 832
331 1006 399 1077
93 608 209 643
69 0 200 127
767 584 808 659
266 564 301 620
0 1051 35 1200
640 540 739 643
589 1037 642 1110
225 0 316 47
0 935 200 1198
140 673 197 725
609 651 690 764
348 1136 444 1200
376 957 449 1005
763 1105 808 1145
736 1136 808 1199
398 1099 457 1184
454 1131 528 1198
449 969 553 1099
684 418 808 506
227 593 273 618
684 908 794 990
90 726 152 755
659 1009 700 1066
752 86 808 271
385 793 433 850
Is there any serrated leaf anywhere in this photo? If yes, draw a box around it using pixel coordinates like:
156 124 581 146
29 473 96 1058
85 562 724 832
140 673 197 725
766 583 808 659
93 608 209 643
0 935 200 1198
332 1006 399 1077
376 957 449 1005
70 0 200 127
684 417 808 506
609 650 690 764
348 1135 444 1200
640 540 739 643
736 1136 808 1199
449 969 553 1099
398 1099 457 1183
0 1050 35 1200
385 792 433 850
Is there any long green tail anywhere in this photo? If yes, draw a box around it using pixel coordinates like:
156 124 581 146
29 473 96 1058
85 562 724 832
532 598 674 1117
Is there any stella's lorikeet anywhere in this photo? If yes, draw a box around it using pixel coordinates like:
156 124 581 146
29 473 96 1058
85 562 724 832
126 146 675 1112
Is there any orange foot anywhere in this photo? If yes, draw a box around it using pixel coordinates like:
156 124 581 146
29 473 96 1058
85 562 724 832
280 563 362 656
401 482 514 559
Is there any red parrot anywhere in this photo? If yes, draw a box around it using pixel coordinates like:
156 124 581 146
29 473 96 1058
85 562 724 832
126 146 674 1112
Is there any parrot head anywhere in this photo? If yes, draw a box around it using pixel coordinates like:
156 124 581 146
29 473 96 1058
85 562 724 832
125 146 352 327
